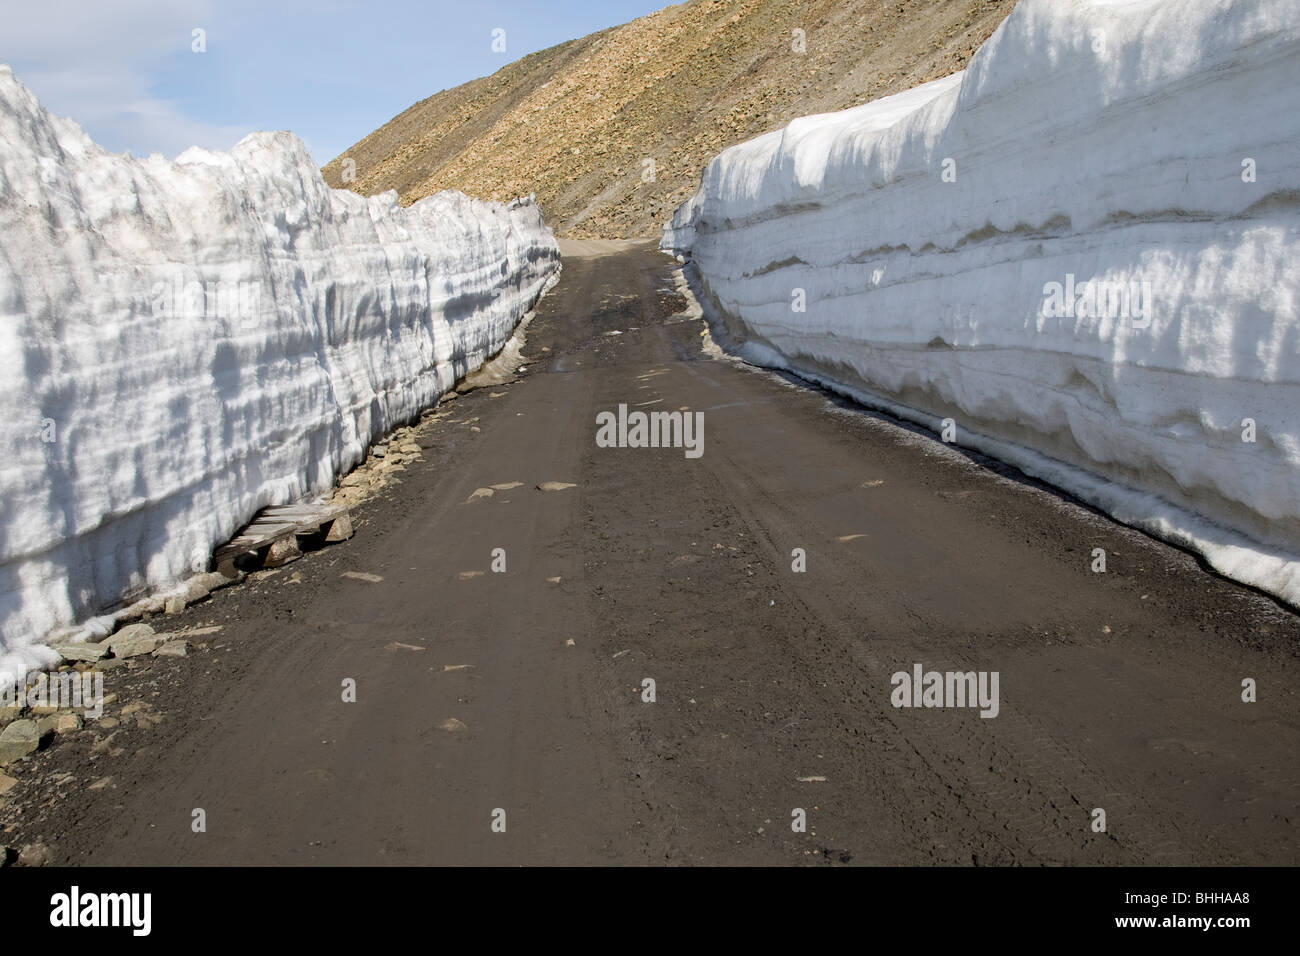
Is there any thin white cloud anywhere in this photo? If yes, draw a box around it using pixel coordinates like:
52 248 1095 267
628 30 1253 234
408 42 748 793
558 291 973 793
1 0 253 157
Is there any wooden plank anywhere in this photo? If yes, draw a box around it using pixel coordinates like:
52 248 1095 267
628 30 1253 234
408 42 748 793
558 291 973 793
261 505 343 519
213 502 351 563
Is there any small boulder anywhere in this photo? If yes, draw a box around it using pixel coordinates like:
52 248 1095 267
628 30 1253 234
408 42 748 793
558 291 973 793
0 720 41 764
107 631 165 659
49 643 107 663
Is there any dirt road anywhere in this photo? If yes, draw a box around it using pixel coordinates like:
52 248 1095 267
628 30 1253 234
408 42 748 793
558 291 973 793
8 240 1298 866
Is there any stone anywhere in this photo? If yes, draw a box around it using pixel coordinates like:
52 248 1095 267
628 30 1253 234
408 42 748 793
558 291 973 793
0 720 41 764
88 776 113 791
112 623 155 643
0 772 16 795
17 843 52 866
183 574 222 602
537 481 577 492
341 473 364 488
399 443 421 455
49 642 107 662
372 444 388 458
324 513 353 542
264 537 301 568
154 640 190 658
164 596 187 615
55 713 82 734
107 632 165 659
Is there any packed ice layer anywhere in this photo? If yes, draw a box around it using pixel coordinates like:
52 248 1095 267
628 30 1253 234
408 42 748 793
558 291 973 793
663 0 1300 607
0 67 560 678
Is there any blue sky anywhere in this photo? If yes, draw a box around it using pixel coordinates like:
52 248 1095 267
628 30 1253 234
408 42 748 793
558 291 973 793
1 0 669 164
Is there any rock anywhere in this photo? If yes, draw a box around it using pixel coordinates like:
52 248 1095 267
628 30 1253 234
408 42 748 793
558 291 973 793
49 642 107 662
341 473 365 488
17 843 52 866
112 622 156 643
119 702 146 717
0 720 41 764
44 715 86 737
399 443 421 455
324 513 353 542
0 705 23 727
154 640 190 658
107 631 166 659
0 772 16 796
88 776 113 791
97 717 120 730
183 573 224 602
372 444 388 458
264 537 301 568
164 596 187 615
95 658 128 670
537 481 577 492
55 713 82 734
439 718 468 732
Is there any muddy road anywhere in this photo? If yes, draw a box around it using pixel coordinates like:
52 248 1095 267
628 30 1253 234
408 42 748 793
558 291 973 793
6 240 1298 866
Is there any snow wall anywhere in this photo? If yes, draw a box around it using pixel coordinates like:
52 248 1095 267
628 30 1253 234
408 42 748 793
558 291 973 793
663 0 1300 607
0 67 561 677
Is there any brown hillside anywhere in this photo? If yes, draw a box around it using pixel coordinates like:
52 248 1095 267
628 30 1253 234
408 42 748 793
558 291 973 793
321 0 1019 238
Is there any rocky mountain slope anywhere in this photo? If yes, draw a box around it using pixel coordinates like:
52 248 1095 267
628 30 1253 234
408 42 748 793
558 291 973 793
322 0 1018 238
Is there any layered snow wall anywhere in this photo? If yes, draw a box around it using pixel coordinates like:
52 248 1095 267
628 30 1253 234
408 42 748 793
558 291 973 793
0 67 560 678
664 0 1300 607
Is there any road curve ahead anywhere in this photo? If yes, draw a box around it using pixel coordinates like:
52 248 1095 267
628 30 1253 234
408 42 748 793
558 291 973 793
13 240 1299 866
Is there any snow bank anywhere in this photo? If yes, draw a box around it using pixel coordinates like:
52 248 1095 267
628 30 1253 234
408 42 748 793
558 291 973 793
664 0 1300 607
0 67 560 678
